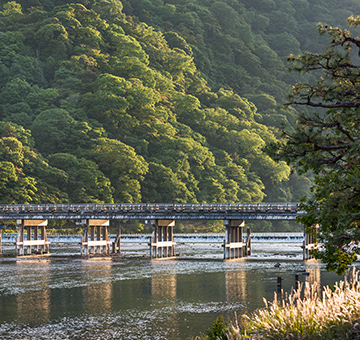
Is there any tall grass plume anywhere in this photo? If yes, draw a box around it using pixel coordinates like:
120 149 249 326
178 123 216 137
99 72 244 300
200 268 360 339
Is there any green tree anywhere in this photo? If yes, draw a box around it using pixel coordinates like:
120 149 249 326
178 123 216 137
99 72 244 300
47 153 114 203
91 138 148 202
0 121 68 203
141 162 195 202
0 161 36 203
31 108 100 156
0 1 22 16
0 122 38 203
92 0 124 21
271 16 360 274
34 19 69 59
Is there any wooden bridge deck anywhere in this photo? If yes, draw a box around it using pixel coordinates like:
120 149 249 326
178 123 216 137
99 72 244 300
0 202 302 220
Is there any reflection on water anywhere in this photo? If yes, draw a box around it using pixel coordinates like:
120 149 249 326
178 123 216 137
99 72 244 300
151 261 179 338
225 268 247 302
0 241 352 339
16 288 51 325
82 260 113 314
14 260 51 325
151 262 177 299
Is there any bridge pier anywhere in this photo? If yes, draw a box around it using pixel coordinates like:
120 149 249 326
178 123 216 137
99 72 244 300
224 220 251 259
81 219 111 256
303 225 318 260
16 219 50 256
150 219 175 258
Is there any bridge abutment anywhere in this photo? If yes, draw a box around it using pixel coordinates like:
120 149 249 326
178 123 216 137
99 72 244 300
224 220 251 259
150 219 175 258
81 219 111 256
16 219 50 256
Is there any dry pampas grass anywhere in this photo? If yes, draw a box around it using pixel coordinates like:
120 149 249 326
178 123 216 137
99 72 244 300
237 267 360 339
199 268 360 339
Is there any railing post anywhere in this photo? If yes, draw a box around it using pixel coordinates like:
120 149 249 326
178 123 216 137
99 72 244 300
295 273 300 289
277 277 282 294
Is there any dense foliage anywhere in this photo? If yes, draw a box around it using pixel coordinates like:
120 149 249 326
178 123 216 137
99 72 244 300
0 0 358 231
270 16 360 273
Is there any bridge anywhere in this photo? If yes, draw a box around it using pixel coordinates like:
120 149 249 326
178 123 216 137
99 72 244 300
0 202 313 261
0 202 302 220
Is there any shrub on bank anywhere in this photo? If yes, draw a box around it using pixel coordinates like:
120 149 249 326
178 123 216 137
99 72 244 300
3 229 17 234
46 228 83 235
198 316 234 339
200 268 360 339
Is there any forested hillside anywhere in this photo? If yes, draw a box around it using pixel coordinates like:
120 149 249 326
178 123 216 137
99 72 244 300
0 0 357 214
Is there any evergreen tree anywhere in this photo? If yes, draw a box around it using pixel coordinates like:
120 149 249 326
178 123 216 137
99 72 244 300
270 16 360 274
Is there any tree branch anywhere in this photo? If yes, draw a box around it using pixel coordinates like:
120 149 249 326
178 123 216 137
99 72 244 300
289 100 360 108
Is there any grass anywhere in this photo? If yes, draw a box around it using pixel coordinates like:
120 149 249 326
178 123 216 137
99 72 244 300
199 268 360 339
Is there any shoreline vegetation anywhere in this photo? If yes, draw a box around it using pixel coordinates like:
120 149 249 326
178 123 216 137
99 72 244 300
0 219 303 234
199 268 360 340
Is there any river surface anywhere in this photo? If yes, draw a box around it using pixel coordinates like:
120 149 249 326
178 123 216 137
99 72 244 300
0 236 350 339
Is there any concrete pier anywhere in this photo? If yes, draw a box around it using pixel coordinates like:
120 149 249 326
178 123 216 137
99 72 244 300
16 219 50 256
224 220 251 259
150 219 175 258
81 219 111 256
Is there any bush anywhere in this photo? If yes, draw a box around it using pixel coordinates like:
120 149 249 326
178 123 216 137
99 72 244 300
3 229 17 233
196 316 235 340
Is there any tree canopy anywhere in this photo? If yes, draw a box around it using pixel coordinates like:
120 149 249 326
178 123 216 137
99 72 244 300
270 16 360 274
0 0 300 210
1 0 358 232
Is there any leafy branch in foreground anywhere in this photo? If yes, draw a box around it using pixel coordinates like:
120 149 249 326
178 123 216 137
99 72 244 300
268 16 360 274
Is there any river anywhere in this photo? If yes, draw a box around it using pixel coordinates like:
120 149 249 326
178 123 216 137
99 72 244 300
0 235 348 339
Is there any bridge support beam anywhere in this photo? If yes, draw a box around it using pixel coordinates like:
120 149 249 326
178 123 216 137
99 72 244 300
81 219 111 256
112 228 121 254
150 219 175 258
16 219 50 256
303 225 318 260
224 220 251 259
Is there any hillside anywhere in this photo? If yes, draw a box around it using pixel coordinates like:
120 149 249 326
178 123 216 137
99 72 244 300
0 0 356 217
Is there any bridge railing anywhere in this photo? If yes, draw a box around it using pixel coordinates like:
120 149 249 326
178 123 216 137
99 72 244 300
0 202 301 215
